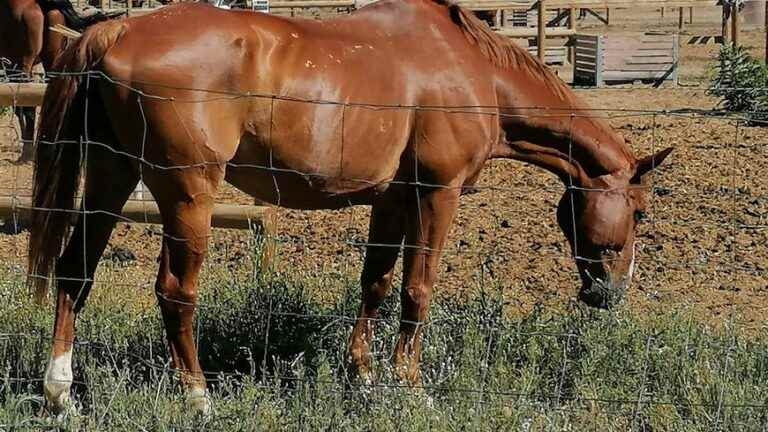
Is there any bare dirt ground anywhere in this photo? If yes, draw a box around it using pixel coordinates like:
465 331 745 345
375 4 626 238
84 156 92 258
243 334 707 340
1 5 766 330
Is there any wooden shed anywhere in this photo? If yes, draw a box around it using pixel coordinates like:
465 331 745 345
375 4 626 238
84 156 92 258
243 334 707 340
573 32 679 87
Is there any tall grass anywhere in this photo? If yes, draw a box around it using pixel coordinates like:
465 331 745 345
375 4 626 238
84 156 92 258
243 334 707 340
0 250 766 431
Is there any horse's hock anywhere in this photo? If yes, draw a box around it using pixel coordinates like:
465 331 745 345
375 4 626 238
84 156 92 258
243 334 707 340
574 32 679 87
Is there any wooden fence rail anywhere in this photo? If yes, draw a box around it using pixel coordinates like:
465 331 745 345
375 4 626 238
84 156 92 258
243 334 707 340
0 83 46 108
0 197 275 231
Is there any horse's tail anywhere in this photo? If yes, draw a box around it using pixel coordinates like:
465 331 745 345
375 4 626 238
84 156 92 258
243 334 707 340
28 20 125 303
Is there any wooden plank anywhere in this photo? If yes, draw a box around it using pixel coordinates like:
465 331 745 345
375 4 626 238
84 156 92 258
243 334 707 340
525 46 567 64
602 70 676 80
496 27 576 37
731 1 739 46
595 35 604 87
575 47 598 55
537 0 546 60
576 39 599 46
0 196 273 231
640 33 677 40
270 0 355 7
603 40 672 47
0 83 46 108
575 54 598 62
671 33 679 84
625 56 675 64
568 6 577 64
605 64 675 71
575 34 599 42
630 50 677 56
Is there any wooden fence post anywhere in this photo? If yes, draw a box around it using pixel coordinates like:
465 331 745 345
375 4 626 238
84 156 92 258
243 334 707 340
569 7 577 65
731 1 740 46
538 0 546 61
678 7 684 29
596 35 604 87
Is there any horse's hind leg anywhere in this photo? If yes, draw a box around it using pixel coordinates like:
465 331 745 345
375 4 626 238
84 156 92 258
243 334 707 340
348 192 406 383
145 166 224 416
14 107 35 163
43 147 139 414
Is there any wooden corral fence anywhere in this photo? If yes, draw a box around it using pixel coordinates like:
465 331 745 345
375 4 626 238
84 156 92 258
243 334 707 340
456 0 719 65
574 32 679 87
67 0 760 65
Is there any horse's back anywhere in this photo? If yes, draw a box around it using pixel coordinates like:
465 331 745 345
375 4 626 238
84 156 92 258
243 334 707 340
97 1 498 208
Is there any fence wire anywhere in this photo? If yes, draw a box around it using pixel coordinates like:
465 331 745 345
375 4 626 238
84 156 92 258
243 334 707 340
0 66 767 430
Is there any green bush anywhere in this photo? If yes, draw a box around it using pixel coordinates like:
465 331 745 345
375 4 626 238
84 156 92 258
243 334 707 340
709 43 768 124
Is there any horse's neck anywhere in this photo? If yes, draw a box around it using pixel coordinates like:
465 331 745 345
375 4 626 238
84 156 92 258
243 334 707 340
497 77 632 177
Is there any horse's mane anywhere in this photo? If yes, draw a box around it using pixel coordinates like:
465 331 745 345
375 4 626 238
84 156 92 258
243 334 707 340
435 0 577 104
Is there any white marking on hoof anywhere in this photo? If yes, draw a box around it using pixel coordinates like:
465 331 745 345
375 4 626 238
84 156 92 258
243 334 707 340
43 349 74 414
187 387 212 417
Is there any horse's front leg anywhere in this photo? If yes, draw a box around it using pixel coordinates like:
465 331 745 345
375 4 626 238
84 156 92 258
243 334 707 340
14 106 35 163
394 186 460 384
348 192 406 383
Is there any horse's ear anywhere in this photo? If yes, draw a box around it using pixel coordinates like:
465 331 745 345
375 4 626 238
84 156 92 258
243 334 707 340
632 147 673 182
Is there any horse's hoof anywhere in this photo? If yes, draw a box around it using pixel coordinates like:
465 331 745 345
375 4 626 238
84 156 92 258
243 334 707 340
187 387 212 419
43 380 75 418
45 395 78 421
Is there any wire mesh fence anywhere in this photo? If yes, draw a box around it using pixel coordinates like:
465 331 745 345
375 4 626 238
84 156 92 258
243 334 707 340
0 65 767 430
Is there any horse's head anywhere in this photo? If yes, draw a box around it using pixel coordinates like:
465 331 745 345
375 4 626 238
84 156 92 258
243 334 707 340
555 147 673 309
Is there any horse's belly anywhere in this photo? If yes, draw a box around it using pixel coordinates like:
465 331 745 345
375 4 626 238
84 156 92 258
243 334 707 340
225 140 389 210
225 165 383 209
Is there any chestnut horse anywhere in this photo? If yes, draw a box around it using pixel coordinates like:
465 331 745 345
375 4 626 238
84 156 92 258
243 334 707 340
0 0 120 162
29 0 672 415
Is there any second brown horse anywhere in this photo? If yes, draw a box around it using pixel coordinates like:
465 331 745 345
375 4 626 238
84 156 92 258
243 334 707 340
0 0 120 162
29 0 672 415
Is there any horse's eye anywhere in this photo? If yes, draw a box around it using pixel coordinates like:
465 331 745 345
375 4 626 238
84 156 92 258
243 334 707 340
634 210 647 223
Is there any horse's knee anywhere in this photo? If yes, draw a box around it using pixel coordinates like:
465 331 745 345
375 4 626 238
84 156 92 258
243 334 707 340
361 271 393 306
402 283 432 318
155 274 197 307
